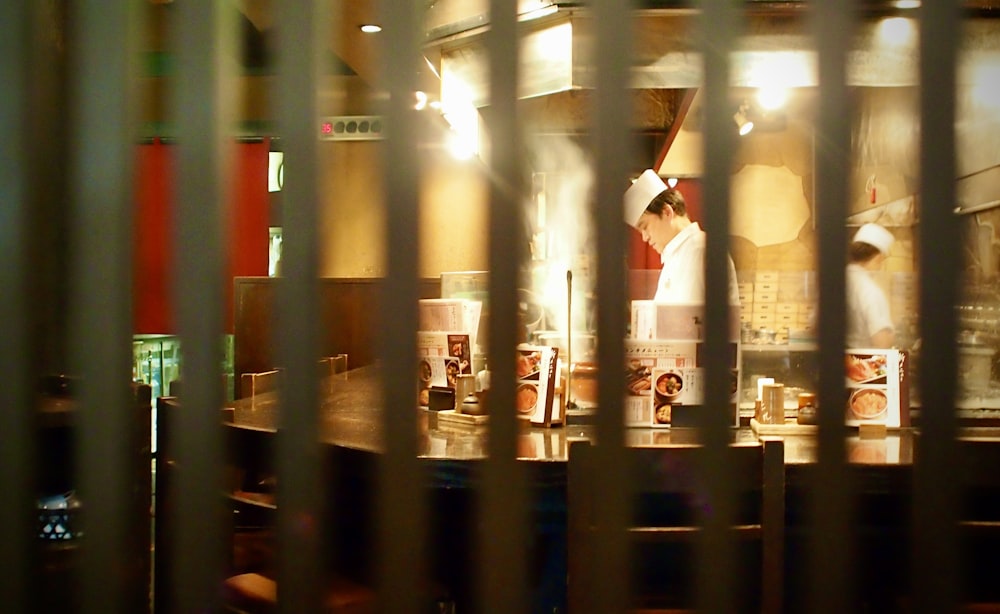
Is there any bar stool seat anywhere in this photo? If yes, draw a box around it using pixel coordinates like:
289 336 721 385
221 572 376 614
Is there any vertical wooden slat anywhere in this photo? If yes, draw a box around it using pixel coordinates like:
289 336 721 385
809 2 855 613
696 1 739 611
913 2 961 612
591 0 633 612
170 1 236 611
0 2 34 611
274 1 329 611
376 0 426 612
66 1 139 613
480 1 530 613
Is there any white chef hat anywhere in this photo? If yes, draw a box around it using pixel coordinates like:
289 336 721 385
852 223 894 255
623 169 668 228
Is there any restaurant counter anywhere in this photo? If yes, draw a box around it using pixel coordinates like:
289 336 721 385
223 363 1000 612
225 362 974 466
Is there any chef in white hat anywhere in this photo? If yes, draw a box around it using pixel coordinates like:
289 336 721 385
847 222 896 348
624 169 739 304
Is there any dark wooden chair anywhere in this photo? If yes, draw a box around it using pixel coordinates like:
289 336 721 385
956 438 1000 612
568 438 785 614
219 415 379 613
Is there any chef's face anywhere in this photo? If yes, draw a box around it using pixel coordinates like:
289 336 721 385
635 209 675 254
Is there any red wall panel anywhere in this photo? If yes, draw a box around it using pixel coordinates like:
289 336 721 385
132 139 270 334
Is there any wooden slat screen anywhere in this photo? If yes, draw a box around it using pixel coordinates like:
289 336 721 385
0 2 35 613
0 2 975 613
273 2 329 612
377 1 427 612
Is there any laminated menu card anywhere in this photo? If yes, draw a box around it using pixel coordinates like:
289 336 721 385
844 348 908 428
418 299 482 351
624 339 740 428
417 355 460 408
515 344 561 427
630 301 740 341
417 331 473 375
417 331 471 407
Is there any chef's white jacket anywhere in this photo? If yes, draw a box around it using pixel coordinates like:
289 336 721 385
654 222 740 306
846 263 893 348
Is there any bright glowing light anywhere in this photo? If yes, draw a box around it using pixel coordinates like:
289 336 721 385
359 24 382 33
893 1 920 9
756 87 788 111
666 177 678 189
439 77 480 160
877 17 916 48
414 91 428 111
970 64 1000 109
518 4 559 22
445 129 476 160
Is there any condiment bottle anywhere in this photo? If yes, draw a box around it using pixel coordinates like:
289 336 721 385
761 383 785 425
797 392 818 425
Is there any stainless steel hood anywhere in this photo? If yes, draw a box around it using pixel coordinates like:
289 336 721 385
425 3 1000 183
426 6 937 110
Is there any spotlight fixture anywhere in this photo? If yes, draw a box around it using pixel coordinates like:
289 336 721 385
734 101 754 136
359 24 382 33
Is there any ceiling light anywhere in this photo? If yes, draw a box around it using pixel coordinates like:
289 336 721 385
734 102 754 136
666 177 678 189
359 24 382 34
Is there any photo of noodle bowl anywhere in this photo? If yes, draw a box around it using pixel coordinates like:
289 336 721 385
849 388 888 420
516 383 538 414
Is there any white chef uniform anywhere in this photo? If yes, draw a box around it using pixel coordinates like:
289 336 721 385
654 222 740 305
846 263 893 348
845 223 895 348
624 169 740 306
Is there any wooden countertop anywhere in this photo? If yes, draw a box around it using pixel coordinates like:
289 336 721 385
226 363 1000 466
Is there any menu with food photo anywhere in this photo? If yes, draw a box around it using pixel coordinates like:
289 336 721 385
516 344 561 427
417 356 460 407
624 339 740 427
845 349 906 428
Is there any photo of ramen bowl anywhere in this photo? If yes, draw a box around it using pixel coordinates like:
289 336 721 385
419 359 432 383
849 388 888 420
654 372 683 403
516 383 538 415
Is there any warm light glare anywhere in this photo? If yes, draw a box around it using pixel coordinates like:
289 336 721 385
414 91 428 111
877 17 916 48
743 51 816 89
359 24 382 33
445 129 476 161
666 177 679 189
518 4 559 22
756 87 788 111
893 0 920 9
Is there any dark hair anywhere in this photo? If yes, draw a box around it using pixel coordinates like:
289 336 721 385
848 241 883 263
645 188 687 218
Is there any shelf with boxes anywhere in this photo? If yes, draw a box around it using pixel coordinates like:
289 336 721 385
738 270 817 345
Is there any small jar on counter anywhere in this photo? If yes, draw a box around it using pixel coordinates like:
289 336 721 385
797 392 818 425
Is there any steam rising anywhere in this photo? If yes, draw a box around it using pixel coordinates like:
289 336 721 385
527 134 596 344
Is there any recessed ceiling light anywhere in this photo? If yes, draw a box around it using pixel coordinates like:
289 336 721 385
360 24 382 34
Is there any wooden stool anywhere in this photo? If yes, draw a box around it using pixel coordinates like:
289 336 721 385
221 572 376 614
